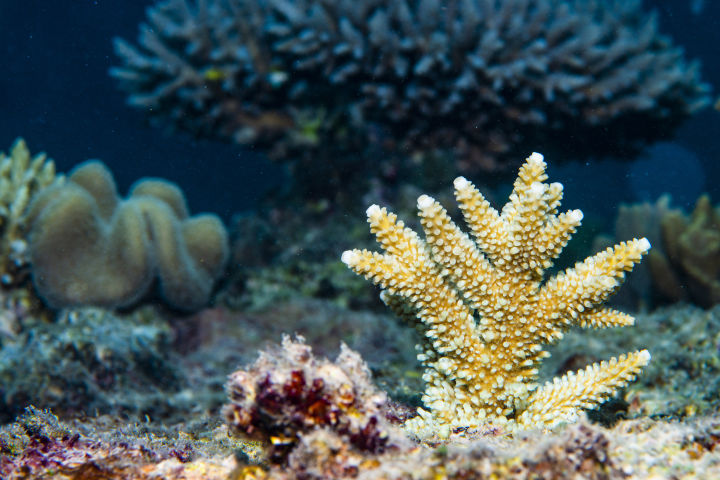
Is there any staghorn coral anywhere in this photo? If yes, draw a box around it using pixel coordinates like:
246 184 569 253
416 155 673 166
111 0 710 173
543 304 720 421
343 152 650 436
27 160 229 311
0 139 60 288
0 139 60 337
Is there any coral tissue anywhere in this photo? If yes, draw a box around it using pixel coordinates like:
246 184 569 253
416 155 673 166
27 161 229 311
343 152 651 437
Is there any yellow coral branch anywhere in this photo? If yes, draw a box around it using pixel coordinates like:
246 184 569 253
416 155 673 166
539 239 651 331
343 152 650 436
517 350 651 429
577 307 636 329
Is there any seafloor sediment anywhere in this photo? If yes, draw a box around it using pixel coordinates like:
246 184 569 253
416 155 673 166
1 301 720 479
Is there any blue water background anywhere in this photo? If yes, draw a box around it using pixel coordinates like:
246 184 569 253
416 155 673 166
0 0 718 222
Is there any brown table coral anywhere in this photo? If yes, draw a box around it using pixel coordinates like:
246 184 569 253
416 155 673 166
111 0 710 173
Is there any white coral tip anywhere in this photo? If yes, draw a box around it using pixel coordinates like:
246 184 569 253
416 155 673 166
366 204 382 218
568 209 583 223
528 152 544 164
529 182 545 197
638 349 651 364
637 237 651 252
341 250 359 265
417 194 434 209
453 176 470 190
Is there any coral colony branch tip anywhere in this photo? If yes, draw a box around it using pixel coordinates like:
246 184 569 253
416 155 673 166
342 152 651 438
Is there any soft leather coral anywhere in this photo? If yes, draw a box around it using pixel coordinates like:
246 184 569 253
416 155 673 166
27 161 228 311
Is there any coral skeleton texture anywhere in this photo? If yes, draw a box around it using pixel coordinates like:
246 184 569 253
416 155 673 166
343 153 651 436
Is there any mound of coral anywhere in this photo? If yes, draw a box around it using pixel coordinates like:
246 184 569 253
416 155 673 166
112 0 710 173
27 160 229 311
648 194 720 308
595 193 720 310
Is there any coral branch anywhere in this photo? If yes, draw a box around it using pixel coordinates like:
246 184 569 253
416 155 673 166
343 152 650 437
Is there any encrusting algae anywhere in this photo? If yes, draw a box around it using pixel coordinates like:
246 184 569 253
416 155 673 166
342 152 651 438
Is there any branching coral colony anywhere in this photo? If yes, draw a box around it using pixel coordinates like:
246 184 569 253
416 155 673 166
342 153 651 438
